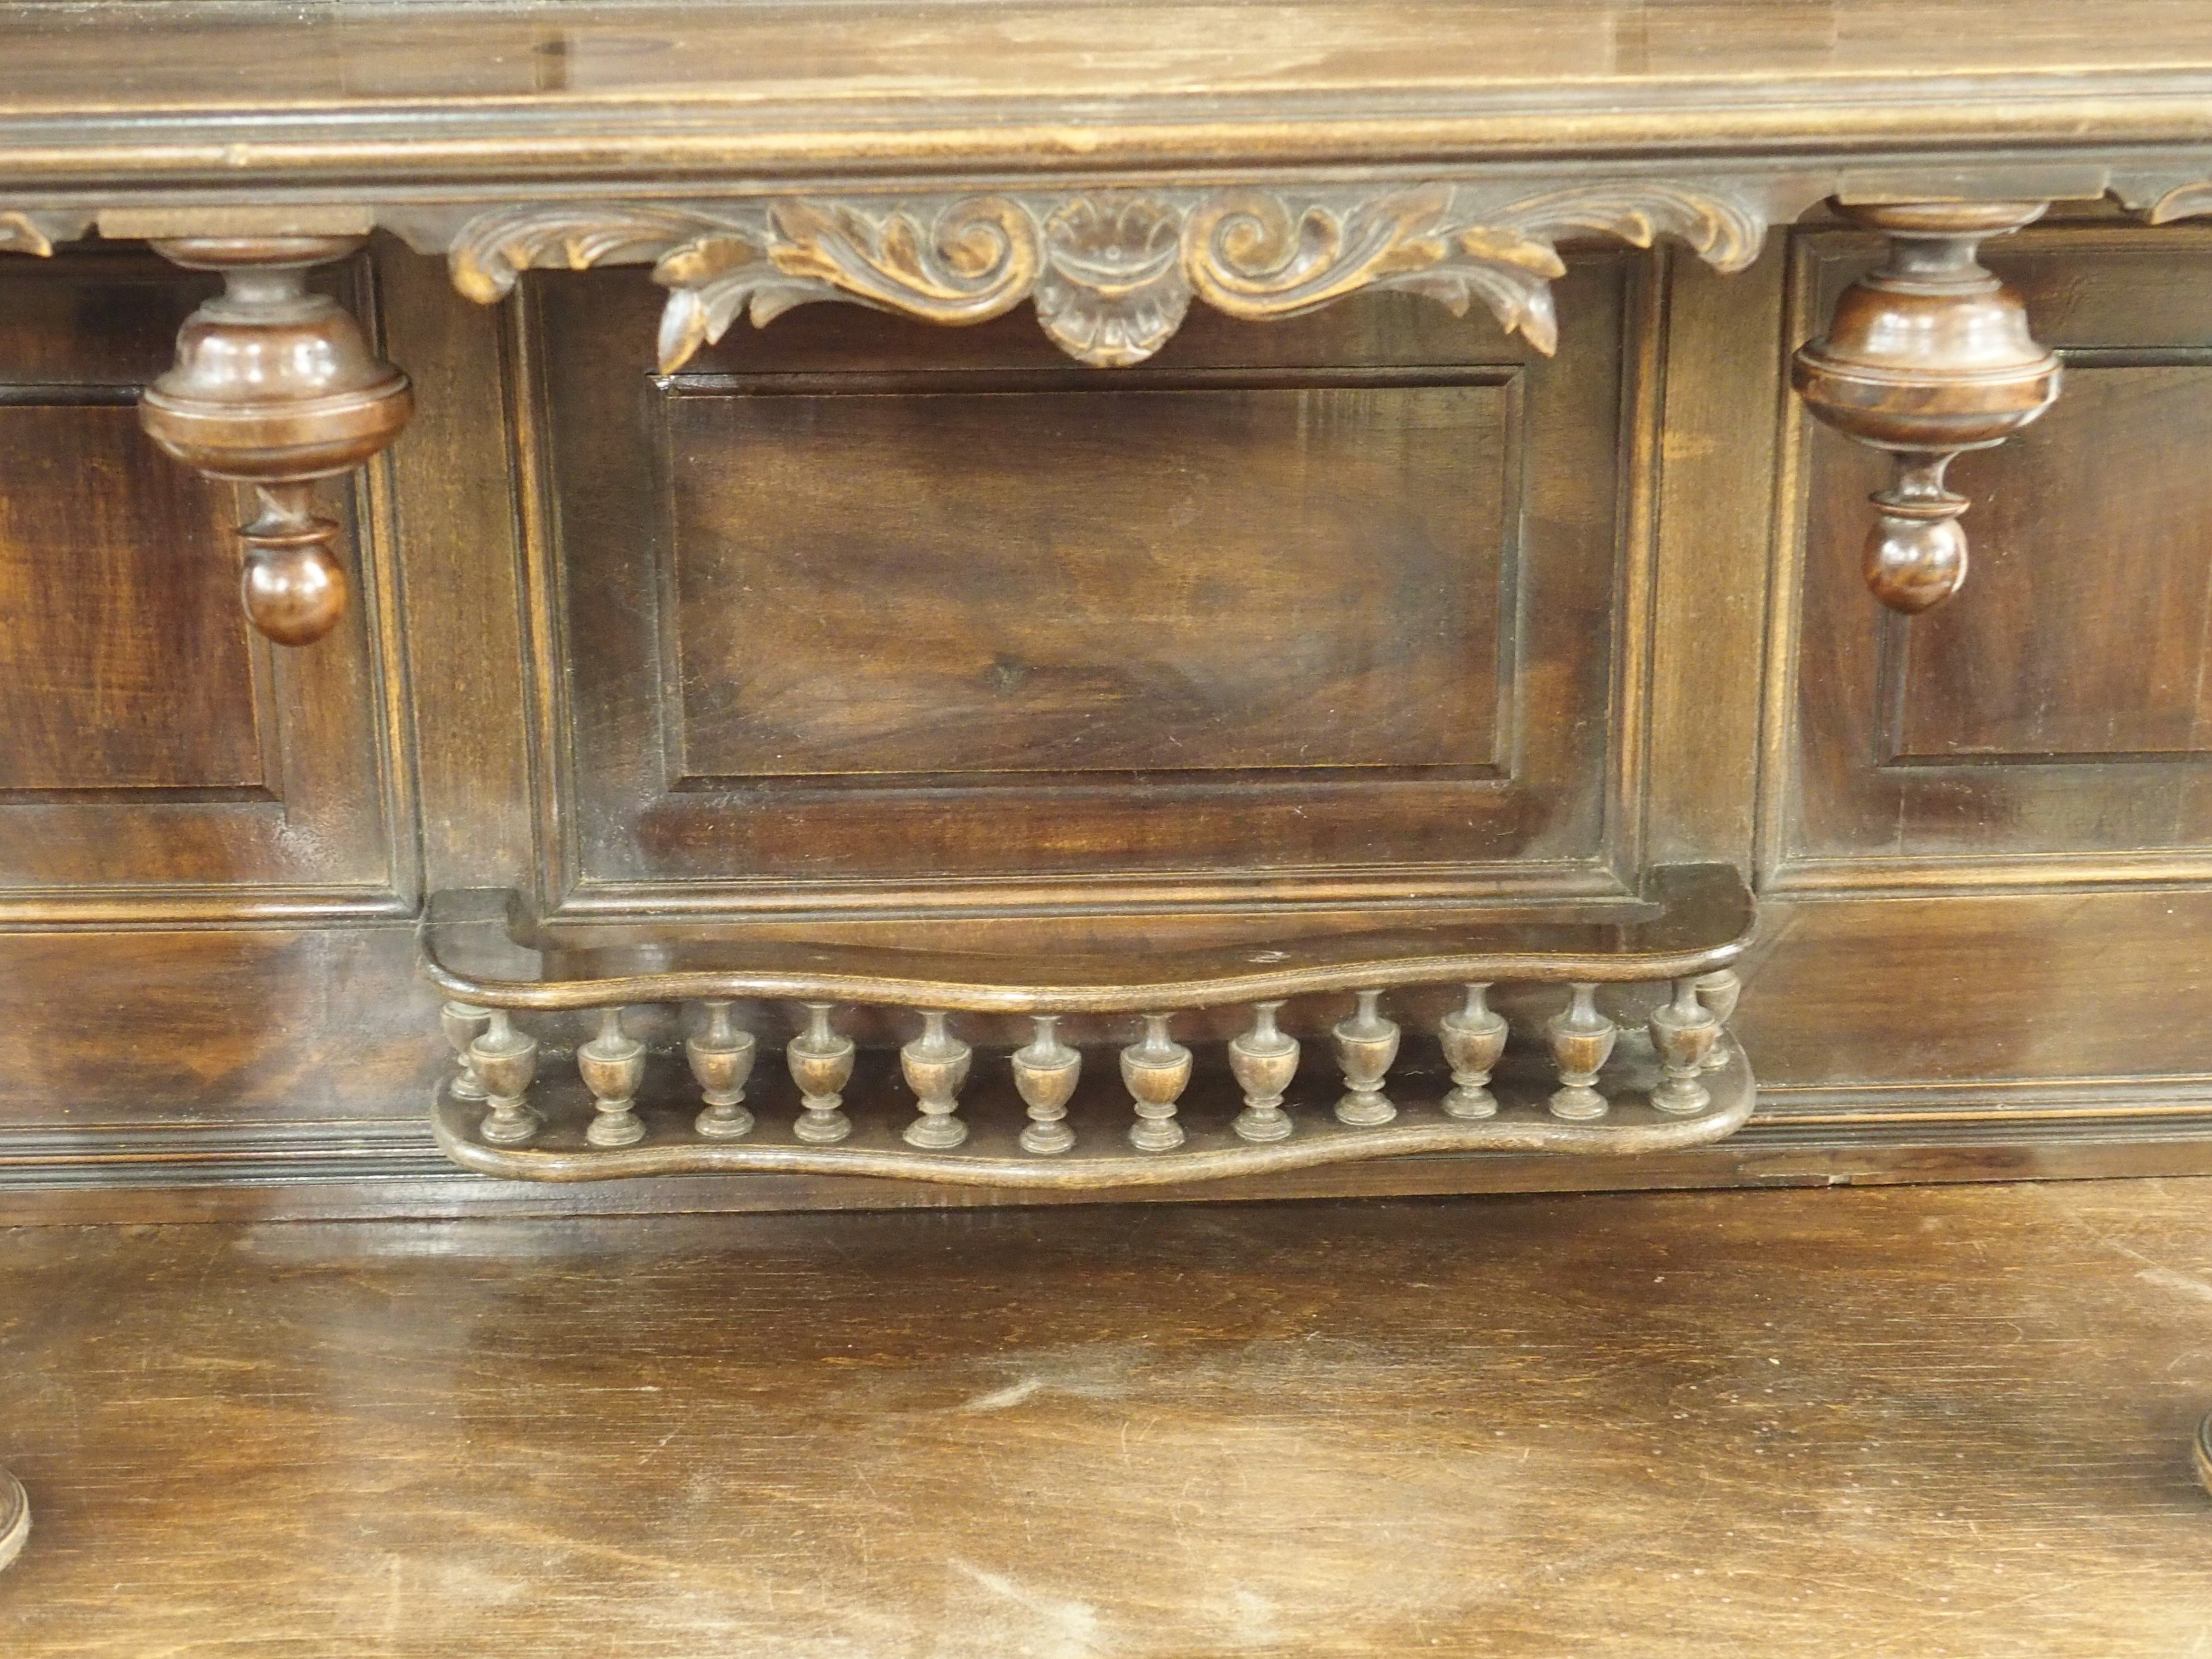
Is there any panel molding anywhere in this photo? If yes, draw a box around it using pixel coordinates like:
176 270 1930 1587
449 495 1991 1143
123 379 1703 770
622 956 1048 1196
513 254 1667 921
654 362 1525 789
1760 221 2212 896
0 248 422 922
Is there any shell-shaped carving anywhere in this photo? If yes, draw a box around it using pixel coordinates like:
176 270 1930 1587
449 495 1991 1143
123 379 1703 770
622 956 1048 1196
1035 196 1191 367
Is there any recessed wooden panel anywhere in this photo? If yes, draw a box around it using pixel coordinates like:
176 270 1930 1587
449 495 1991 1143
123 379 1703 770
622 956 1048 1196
0 402 264 793
532 259 1639 910
666 375 1513 780
1889 364 2212 761
1777 225 2212 884
0 249 409 914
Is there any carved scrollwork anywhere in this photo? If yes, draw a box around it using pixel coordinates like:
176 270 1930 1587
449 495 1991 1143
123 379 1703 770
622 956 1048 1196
445 181 1768 370
2140 180 2212 224
0 210 93 258
447 203 730 304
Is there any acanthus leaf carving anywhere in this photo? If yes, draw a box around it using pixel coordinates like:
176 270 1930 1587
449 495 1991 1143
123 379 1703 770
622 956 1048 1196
1496 182 1767 274
2142 180 2212 224
1182 185 1457 321
445 181 1769 371
767 196 1039 326
0 211 54 257
649 232 839 374
447 203 728 304
0 210 93 259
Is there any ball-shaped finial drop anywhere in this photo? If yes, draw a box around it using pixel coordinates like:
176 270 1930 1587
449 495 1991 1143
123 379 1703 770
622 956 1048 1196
1864 513 1968 614
242 539 348 645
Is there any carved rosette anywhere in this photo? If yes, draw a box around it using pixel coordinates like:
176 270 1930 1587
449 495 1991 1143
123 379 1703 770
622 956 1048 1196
445 182 1765 371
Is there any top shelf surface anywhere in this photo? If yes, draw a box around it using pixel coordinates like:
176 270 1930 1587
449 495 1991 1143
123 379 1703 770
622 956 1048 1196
8 2 2212 187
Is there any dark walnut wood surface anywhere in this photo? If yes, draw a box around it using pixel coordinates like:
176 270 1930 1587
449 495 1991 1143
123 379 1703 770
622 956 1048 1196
2 1181 2209 1655
7 1 2212 186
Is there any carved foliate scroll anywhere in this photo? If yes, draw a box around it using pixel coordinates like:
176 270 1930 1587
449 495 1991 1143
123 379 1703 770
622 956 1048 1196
447 182 1765 370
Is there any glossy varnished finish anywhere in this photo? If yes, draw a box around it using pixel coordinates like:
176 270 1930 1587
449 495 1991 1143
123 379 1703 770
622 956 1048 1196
9 1 2212 187
1 1183 2209 1651
2 9 2212 1212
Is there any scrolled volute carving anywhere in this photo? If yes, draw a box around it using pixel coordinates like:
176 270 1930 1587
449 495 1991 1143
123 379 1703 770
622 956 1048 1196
445 181 1767 371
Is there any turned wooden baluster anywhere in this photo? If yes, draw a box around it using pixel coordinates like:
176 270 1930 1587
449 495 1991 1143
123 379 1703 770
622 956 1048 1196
1545 984 1616 1122
579 1007 647 1148
900 1011 972 1149
788 1003 855 1145
1122 1014 1192 1151
138 236 413 645
1012 1016 1081 1155
469 1010 540 1146
1439 983 1509 1120
1692 968 1742 1074
1792 202 2060 612
440 1001 492 1103
688 1001 757 1141
1333 989 1399 1126
1229 1001 1299 1142
1647 979 1721 1117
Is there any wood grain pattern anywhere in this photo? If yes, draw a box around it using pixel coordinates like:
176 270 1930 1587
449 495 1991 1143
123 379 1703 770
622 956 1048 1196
1774 221 2212 886
1 1182 2208 1653
0 402 261 793
450 182 1760 368
664 376 1512 779
7 1 2212 187
531 263 1635 910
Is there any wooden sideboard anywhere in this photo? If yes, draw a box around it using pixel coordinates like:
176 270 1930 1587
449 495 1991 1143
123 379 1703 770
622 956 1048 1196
0 7 2208 1204
9 0 2212 1551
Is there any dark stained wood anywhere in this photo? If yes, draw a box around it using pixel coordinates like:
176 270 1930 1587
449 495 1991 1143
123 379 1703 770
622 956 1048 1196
0 403 259 792
1780 219 2212 882
6 12 2212 1212
2 1182 2210 1651
531 264 1634 909
665 378 1511 779
139 235 414 645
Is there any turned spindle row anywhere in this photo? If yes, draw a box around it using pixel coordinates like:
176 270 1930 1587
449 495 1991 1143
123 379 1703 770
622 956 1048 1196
440 974 1739 1153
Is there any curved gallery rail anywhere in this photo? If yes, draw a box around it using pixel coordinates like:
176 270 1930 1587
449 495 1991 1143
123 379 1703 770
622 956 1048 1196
419 866 1755 1189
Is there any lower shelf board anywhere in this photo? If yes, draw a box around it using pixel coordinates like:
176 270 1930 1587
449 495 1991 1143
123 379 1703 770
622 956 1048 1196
429 1031 1756 1189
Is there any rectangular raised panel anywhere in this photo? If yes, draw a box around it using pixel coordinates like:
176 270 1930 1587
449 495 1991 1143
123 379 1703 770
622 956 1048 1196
530 259 1641 910
1887 363 2212 763
0 250 410 916
0 402 266 793
664 373 1515 782
1773 226 2212 887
